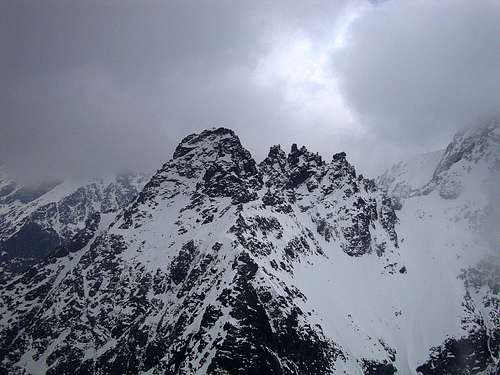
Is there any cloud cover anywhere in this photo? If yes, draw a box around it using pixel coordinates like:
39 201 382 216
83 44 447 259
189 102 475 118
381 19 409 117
1 0 499 183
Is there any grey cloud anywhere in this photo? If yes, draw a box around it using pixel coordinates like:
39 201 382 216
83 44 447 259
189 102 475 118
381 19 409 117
332 0 500 152
0 0 352 183
1 0 499 183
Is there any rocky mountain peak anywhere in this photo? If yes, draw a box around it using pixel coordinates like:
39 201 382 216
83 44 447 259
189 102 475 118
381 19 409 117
331 151 349 168
120 127 263 229
260 145 288 189
378 119 500 201
174 128 263 202
0 126 421 375
287 143 324 167
172 127 238 159
1 125 498 375
286 144 325 190
327 152 356 181
265 144 287 165
169 126 260 184
433 118 499 178
418 118 500 199
169 127 259 181
260 143 326 191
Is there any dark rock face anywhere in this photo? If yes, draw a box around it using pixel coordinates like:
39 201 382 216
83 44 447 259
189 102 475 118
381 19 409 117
286 143 325 190
200 135 262 204
207 252 338 375
121 128 263 230
416 329 496 375
1 222 60 260
362 359 397 375
260 144 399 259
417 258 500 375
260 143 325 192
170 240 198 285
52 213 102 258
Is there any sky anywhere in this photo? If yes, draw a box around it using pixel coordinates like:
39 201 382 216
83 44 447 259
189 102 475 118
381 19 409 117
1 0 500 183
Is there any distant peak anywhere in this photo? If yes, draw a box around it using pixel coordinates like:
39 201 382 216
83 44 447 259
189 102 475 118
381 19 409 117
432 117 500 178
453 117 499 144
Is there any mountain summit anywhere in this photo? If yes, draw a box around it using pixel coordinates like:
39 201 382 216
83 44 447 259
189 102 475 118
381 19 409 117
1 125 498 375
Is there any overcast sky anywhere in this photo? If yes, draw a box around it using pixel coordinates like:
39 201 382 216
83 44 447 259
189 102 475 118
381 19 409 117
1 0 499 183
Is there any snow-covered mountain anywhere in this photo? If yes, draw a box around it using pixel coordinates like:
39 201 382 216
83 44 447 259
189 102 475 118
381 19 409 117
0 123 498 375
376 150 445 199
0 169 148 282
379 119 499 375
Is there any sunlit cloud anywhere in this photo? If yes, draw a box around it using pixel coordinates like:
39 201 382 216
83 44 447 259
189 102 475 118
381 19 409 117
252 15 364 134
332 2 367 50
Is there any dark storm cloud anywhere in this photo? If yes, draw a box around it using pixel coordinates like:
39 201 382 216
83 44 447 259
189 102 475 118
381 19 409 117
1 0 499 182
0 0 351 182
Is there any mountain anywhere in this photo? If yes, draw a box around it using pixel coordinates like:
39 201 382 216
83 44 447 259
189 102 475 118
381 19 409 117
376 150 444 199
377 119 500 375
0 124 498 375
0 169 149 282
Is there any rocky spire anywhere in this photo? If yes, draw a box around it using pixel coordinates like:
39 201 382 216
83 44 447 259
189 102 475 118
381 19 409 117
120 127 262 229
260 143 325 191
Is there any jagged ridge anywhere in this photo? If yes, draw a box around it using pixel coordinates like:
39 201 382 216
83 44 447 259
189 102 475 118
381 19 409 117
1 123 498 375
0 127 399 375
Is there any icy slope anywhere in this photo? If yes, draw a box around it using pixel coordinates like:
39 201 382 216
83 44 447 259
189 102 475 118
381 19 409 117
376 150 444 199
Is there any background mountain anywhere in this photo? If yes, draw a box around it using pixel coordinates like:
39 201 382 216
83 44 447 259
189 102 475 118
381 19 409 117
1 122 498 375
377 119 500 375
0 170 148 282
376 150 445 199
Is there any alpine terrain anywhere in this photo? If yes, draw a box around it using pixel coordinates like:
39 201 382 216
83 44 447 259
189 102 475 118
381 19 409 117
1 121 498 375
0 171 148 282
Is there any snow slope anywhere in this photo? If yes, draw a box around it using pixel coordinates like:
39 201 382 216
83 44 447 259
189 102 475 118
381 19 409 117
377 119 500 374
376 150 444 199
